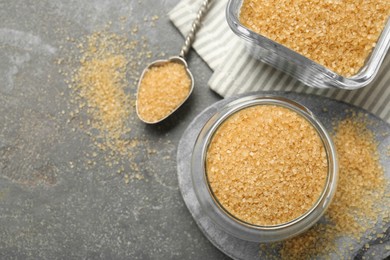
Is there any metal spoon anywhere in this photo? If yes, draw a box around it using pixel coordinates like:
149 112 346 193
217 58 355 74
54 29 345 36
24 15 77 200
136 0 211 124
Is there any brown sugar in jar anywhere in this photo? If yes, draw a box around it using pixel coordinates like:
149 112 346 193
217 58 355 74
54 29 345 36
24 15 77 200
206 105 328 226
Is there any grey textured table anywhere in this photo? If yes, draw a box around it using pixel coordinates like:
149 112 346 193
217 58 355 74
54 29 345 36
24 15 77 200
2 1 389 260
0 0 228 259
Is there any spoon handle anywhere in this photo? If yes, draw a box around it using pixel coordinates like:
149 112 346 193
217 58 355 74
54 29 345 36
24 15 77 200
179 0 211 59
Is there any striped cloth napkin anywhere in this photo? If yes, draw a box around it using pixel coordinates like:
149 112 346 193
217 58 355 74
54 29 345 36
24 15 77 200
169 0 390 123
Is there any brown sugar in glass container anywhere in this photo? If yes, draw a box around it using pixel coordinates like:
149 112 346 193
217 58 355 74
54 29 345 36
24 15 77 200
226 0 390 90
191 95 338 242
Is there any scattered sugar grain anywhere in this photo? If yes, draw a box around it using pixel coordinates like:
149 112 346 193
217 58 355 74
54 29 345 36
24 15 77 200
59 23 156 182
70 30 134 156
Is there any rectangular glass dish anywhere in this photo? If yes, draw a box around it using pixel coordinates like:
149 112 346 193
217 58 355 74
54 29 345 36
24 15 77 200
226 0 390 90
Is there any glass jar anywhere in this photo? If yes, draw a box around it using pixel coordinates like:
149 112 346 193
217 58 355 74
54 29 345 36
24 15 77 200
226 0 390 90
191 95 338 242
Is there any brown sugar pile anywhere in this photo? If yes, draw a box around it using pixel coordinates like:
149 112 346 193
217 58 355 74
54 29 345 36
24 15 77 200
71 31 134 155
60 25 155 182
206 105 328 226
239 0 390 77
260 114 390 259
137 61 191 123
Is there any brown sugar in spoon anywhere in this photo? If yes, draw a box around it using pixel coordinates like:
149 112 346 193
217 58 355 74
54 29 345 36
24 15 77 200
136 0 211 124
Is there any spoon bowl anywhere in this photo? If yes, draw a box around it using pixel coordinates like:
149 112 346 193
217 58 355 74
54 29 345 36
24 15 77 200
136 56 194 124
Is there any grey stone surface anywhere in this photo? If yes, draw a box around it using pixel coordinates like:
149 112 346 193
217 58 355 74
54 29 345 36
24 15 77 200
1 0 389 259
177 92 390 260
0 0 227 259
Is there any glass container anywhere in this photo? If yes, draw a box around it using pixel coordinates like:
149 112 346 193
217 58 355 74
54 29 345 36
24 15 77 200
191 95 338 242
226 0 390 90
